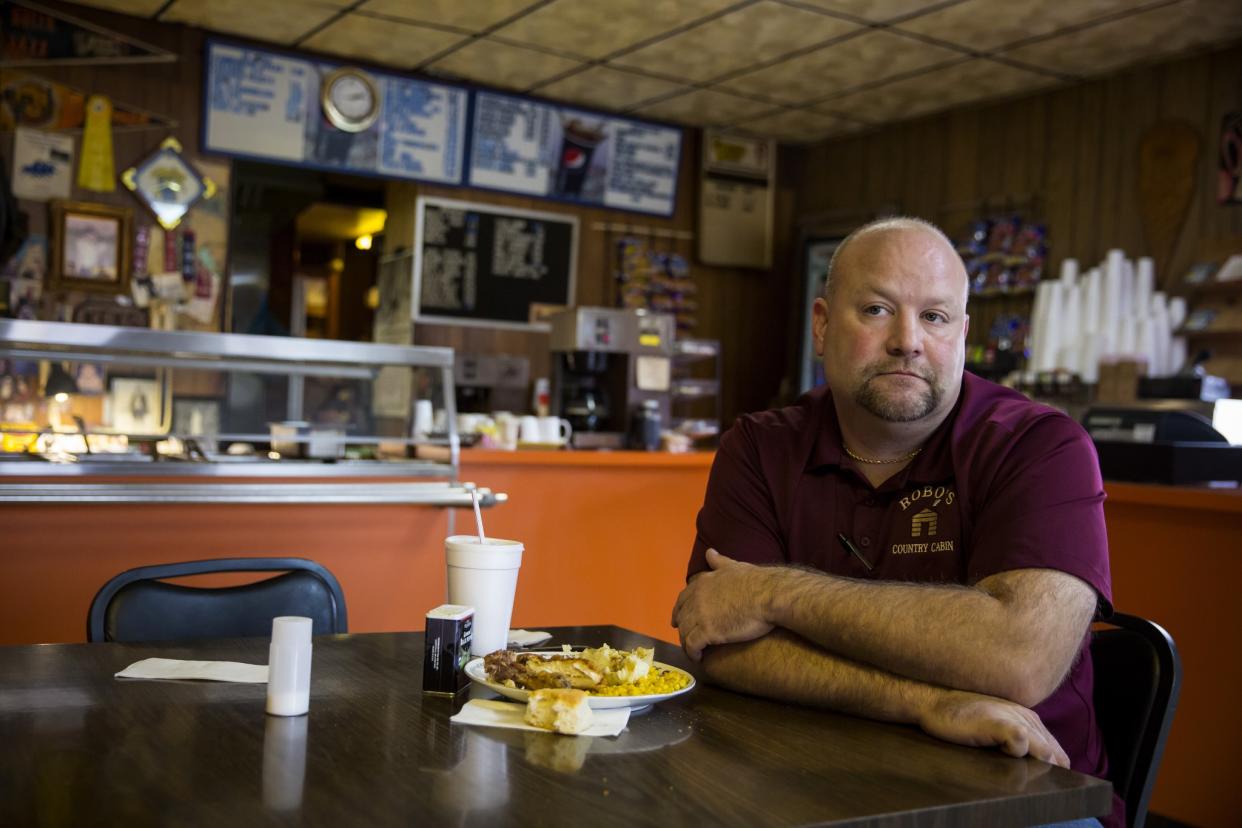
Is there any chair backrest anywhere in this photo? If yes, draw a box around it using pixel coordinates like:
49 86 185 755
88 558 348 643
1090 611 1181 828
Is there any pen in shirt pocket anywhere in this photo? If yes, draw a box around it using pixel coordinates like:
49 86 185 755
837 532 874 572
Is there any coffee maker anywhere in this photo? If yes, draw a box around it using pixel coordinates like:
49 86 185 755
548 307 674 449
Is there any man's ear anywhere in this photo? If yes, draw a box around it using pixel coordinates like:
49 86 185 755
812 297 829 357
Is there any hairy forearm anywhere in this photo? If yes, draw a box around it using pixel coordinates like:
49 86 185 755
700 628 946 724
761 568 1077 706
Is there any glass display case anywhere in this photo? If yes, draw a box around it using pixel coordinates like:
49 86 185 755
0 319 503 508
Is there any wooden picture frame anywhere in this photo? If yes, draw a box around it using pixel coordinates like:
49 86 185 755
48 200 133 294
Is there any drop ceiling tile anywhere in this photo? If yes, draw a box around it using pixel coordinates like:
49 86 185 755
67 0 170 15
631 88 775 127
818 57 1054 123
734 108 862 143
1000 0 1242 77
496 0 738 60
720 30 961 105
163 0 345 44
538 66 689 111
611 1 862 84
357 0 538 32
791 0 955 24
895 0 1166 52
302 13 465 66
425 39 585 90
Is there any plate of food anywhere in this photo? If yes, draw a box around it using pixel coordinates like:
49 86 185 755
465 644 695 711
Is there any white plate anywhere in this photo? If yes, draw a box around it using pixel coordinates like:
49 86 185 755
463 655 695 711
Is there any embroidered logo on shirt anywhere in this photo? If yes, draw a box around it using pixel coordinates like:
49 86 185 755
891 485 957 556
911 508 938 537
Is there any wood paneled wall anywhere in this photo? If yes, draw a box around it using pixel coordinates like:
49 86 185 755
795 42 1242 290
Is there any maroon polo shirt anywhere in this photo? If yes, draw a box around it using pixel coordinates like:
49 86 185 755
689 372 1121 827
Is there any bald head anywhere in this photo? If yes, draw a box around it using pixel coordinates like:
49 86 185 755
822 217 962 301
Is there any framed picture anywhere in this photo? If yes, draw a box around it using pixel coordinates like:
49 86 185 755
107 377 162 435
48 200 133 294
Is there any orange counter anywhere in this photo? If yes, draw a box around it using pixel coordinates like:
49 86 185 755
1099 482 1242 827
1 456 1236 825
0 449 712 647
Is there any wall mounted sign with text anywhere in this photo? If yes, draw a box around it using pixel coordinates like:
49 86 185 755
467 91 681 217
202 40 467 185
412 197 577 330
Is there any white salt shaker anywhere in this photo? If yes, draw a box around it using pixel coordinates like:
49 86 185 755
267 616 312 716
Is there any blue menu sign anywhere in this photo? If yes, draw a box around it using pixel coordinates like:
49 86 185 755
467 91 681 217
203 40 466 184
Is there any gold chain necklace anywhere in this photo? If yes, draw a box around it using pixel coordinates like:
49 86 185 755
843 444 923 465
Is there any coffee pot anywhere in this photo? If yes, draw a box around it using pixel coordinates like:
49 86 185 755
627 399 662 451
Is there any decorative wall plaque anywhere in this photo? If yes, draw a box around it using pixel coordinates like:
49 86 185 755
121 137 215 229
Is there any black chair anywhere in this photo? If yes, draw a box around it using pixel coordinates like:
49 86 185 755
88 558 348 643
1091 612 1182 828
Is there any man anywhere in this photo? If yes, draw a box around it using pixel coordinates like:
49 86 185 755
672 218 1118 828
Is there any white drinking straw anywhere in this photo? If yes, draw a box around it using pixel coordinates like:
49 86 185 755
470 488 486 543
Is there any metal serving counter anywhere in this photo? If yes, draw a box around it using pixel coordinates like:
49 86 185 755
0 320 501 507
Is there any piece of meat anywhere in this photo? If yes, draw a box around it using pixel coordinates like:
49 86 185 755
483 650 524 685
482 651 605 690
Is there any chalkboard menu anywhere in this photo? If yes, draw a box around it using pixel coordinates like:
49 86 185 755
468 91 682 217
413 197 577 328
203 40 467 184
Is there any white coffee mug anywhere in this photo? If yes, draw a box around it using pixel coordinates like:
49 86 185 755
493 412 519 450
518 415 540 444
445 535 524 656
538 416 572 445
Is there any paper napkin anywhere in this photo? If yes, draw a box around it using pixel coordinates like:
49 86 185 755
115 657 269 683
451 699 630 737
507 629 553 647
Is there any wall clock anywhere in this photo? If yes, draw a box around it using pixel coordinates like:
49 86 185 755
320 67 381 133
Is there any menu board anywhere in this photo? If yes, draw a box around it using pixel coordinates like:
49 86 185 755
203 41 467 184
467 91 681 217
413 197 577 328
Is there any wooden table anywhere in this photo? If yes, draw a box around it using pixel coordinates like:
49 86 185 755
0 625 1111 826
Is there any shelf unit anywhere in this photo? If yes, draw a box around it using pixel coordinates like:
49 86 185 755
1178 277 1242 390
671 338 721 440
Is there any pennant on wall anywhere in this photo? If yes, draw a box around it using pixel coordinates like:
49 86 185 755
0 69 175 132
0 0 176 67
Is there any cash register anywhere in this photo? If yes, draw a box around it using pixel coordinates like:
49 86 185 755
1083 403 1242 485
